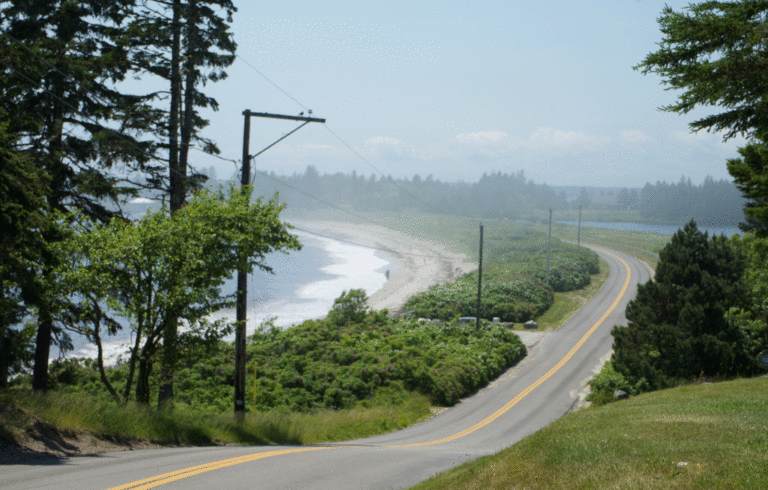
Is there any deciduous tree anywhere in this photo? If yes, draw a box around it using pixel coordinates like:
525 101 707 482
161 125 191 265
55 185 301 405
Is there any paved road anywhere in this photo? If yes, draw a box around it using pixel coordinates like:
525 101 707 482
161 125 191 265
0 247 652 490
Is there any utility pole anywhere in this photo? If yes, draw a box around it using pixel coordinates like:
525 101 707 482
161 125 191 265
546 208 552 286
476 223 483 332
577 205 582 248
234 110 325 419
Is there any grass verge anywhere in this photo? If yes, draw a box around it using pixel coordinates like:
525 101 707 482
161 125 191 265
533 258 609 330
411 376 768 489
0 389 432 453
552 222 669 269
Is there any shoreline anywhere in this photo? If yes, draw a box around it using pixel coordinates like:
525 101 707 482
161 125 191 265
290 220 477 315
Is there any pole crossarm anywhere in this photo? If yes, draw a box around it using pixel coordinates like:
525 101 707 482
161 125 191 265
243 110 326 124
234 108 326 417
249 121 309 165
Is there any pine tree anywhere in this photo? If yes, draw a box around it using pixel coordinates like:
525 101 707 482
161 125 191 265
122 0 237 408
1 0 165 391
611 221 755 391
727 139 768 237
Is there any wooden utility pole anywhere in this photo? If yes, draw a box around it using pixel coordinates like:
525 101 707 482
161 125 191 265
546 208 552 286
476 223 483 331
577 205 582 248
234 110 325 418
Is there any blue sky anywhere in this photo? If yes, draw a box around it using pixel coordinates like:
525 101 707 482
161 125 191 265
191 0 745 188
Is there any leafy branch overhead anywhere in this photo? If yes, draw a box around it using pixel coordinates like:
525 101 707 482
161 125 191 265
635 1 768 141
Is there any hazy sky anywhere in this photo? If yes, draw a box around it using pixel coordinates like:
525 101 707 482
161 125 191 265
190 0 746 188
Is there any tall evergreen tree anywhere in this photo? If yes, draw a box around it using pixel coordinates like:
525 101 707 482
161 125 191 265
0 118 49 387
727 138 768 237
1 0 165 391
636 0 768 140
123 0 236 408
611 221 755 391
637 1 768 232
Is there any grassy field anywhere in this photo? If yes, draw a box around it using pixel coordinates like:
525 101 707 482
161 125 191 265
411 376 768 489
552 222 669 269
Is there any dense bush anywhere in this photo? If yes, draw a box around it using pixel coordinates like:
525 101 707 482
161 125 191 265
611 221 758 393
403 230 600 322
403 279 552 322
248 308 526 410
586 362 643 406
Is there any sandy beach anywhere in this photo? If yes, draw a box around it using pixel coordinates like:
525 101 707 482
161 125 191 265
291 220 477 315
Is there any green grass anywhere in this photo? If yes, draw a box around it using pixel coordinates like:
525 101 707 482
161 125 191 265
552 222 669 269
0 389 432 447
411 376 768 489
533 258 609 330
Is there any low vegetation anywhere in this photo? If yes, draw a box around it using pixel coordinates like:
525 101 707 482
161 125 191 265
0 387 432 448
404 227 599 322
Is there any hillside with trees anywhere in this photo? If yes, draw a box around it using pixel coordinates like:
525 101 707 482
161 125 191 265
251 167 569 219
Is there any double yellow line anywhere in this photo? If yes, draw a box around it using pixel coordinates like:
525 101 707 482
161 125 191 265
108 250 631 489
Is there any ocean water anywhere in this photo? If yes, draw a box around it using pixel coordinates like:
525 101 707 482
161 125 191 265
62 228 393 361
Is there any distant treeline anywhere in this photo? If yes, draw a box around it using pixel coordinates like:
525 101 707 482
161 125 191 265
251 167 568 219
635 176 745 226
243 167 746 225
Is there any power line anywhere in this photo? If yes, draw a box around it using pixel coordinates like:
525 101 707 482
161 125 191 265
256 170 375 224
291 226 444 260
322 125 449 215
253 170 446 259
1 34 233 183
233 56 450 216
236 55 309 111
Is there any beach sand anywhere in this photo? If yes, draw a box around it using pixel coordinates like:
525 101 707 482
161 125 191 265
291 220 477 315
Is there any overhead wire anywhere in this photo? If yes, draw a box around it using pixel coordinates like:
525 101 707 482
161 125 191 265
234 55 450 216
3 26 455 260
0 32 237 182
254 170 446 259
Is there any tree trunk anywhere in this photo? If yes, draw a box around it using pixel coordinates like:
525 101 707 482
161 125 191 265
32 301 53 391
0 327 8 390
158 0 184 411
136 355 153 405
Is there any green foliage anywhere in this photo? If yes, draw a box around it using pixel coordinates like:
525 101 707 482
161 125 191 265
248 301 526 410
635 1 768 141
328 289 371 325
404 279 551 322
611 221 757 392
403 230 599 321
728 233 768 367
586 362 646 406
9 292 526 413
727 139 768 236
54 184 301 405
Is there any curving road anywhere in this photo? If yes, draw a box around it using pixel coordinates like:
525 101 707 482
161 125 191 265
0 247 652 490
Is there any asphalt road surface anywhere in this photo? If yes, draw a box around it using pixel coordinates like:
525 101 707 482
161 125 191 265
0 246 652 490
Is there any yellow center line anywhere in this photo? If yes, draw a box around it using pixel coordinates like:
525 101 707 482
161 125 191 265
106 249 631 488
105 447 333 490
388 249 631 448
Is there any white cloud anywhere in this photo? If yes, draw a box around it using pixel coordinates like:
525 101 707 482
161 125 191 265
363 136 415 161
526 127 609 153
619 129 654 144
